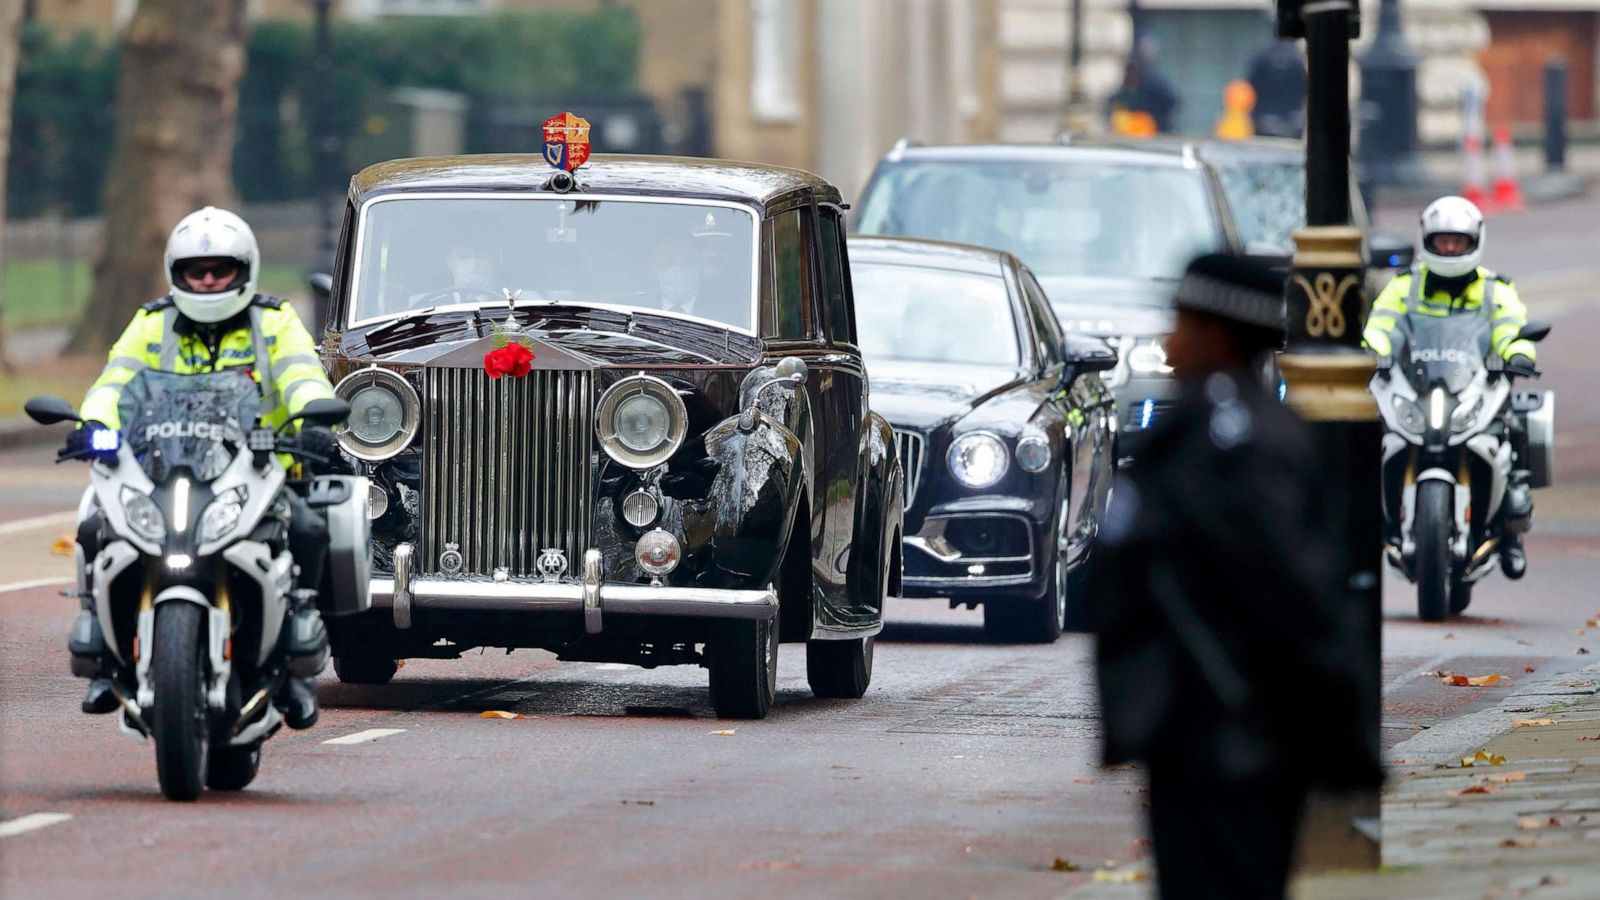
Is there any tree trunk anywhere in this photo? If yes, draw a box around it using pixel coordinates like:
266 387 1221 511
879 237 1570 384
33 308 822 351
68 0 250 352
0 0 24 374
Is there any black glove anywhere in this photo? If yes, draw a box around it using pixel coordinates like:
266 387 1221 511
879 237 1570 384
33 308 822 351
295 425 352 475
1505 354 1539 378
58 422 110 461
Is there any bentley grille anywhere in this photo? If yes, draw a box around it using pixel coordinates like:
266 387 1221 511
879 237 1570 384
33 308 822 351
893 428 924 508
420 368 595 577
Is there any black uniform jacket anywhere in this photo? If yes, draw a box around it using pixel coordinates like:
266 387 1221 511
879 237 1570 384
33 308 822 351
1090 372 1381 789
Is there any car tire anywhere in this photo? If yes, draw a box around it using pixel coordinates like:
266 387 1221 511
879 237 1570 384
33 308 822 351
708 618 778 719
982 534 1068 644
333 654 399 686
205 741 262 791
806 637 873 699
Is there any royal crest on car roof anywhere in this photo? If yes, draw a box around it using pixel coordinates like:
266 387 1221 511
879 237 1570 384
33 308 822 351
542 111 592 172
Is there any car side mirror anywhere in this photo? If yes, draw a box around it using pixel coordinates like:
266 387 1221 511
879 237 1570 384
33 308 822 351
1517 321 1552 343
307 272 334 302
1369 233 1414 270
24 396 83 426
287 398 351 429
1063 335 1118 381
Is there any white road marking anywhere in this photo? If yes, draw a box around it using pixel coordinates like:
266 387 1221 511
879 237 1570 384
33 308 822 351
321 728 406 745
0 577 73 595
0 813 72 838
0 511 75 536
594 663 632 671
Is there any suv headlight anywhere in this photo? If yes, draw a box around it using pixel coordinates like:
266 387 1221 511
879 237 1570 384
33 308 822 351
597 375 687 469
1391 395 1425 434
1127 340 1173 375
199 487 249 545
334 367 420 461
948 432 1008 488
120 486 167 543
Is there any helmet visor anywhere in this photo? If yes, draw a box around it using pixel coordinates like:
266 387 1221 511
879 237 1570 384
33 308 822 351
1423 232 1477 258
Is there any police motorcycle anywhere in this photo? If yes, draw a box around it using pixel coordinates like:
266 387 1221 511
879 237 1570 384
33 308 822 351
25 369 368 800
1370 314 1554 622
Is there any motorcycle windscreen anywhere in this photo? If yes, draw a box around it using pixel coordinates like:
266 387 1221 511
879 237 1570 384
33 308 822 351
117 370 261 482
1400 314 1490 395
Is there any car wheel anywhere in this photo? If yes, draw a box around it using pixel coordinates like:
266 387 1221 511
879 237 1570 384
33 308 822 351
333 653 399 686
708 617 778 719
983 521 1068 644
806 636 873 699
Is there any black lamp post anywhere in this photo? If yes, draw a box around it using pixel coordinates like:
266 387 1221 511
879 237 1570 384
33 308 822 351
1061 0 1091 134
1275 0 1382 871
309 0 340 335
1358 0 1423 186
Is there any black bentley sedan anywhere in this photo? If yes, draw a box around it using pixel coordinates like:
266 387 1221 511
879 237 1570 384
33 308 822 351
849 236 1117 641
315 154 903 718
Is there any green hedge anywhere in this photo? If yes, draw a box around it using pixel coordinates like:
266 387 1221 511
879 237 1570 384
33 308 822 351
7 8 641 217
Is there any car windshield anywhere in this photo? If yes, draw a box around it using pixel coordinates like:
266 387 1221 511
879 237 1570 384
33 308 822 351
855 159 1219 282
117 369 259 483
851 262 1020 367
1211 159 1305 250
351 196 758 331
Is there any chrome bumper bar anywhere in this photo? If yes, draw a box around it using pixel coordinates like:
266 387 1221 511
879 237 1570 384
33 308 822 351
372 545 776 634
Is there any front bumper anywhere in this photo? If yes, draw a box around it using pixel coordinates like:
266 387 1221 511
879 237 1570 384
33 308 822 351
901 505 1042 597
370 544 776 634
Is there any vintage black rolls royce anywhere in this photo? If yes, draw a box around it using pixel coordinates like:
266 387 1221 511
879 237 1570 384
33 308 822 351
317 154 902 718
849 236 1116 641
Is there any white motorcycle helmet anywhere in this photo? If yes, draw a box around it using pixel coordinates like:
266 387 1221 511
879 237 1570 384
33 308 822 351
1418 196 1485 279
165 206 260 324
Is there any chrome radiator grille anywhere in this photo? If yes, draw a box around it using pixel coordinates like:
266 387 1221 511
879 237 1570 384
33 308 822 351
420 368 595 577
893 428 925 508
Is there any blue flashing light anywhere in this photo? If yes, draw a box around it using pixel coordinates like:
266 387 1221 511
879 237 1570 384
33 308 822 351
1387 254 1404 267
1278 380 1288 403
1139 398 1156 430
90 430 121 453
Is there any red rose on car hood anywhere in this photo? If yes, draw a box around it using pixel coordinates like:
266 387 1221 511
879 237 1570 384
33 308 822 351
484 343 535 378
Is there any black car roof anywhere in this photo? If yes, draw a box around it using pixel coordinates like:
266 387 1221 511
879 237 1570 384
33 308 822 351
881 141 1200 170
847 235 1015 278
349 154 841 211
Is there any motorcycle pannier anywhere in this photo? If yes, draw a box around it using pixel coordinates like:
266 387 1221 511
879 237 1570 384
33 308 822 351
1514 390 1555 489
305 475 373 616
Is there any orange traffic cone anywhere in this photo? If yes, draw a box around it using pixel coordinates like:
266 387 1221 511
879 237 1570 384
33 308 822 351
1490 123 1526 213
1461 126 1489 208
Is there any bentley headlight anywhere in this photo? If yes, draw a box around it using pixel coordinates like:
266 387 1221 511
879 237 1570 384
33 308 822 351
1015 435 1052 473
948 432 1009 489
1127 340 1173 375
199 487 248 545
120 486 167 543
1391 395 1425 434
597 375 687 469
333 367 420 461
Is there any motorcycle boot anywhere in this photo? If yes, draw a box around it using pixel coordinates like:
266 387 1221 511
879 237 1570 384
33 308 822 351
276 591 328 730
277 677 320 730
81 678 120 715
68 608 120 714
1501 469 1534 580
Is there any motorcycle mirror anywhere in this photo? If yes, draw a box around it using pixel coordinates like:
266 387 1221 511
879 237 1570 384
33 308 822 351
288 398 352 429
307 272 334 301
24 396 82 426
1517 321 1552 343
1368 233 1415 270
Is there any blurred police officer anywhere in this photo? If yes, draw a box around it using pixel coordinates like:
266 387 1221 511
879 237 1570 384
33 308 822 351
1091 254 1380 900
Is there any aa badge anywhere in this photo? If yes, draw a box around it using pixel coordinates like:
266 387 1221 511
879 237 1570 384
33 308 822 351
542 112 592 172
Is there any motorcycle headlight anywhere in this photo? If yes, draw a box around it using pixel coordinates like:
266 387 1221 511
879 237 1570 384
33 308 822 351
1450 396 1483 433
199 487 249 545
596 375 687 469
1127 340 1173 375
1391 395 1425 434
119 486 167 543
948 432 1009 489
334 367 420 461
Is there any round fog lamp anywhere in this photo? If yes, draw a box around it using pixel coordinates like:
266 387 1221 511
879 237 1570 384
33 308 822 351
621 489 660 528
368 482 389 520
635 528 681 578
1015 436 1051 473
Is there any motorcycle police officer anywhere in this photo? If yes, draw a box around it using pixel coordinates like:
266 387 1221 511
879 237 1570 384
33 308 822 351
67 207 337 729
1362 196 1538 577
1092 254 1379 900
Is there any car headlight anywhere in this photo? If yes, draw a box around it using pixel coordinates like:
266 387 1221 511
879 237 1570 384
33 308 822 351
596 375 687 469
1391 395 1425 434
334 367 420 461
199 487 248 545
1015 435 1052 473
1127 340 1173 375
948 432 1009 488
120 486 167 543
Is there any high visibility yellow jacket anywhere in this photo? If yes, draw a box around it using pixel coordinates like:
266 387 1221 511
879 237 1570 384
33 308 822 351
1362 266 1535 362
81 295 335 432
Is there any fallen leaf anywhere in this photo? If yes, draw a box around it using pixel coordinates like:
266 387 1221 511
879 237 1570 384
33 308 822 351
1577 630 1589 637
1578 648 1592 655
1512 718 1556 728
1452 784 1499 796
1441 673 1502 687
479 710 523 719
1487 770 1526 783
1500 837 1538 848
620 799 655 806
1050 858 1082 872
1578 735 1600 741
1587 619 1598 628
49 535 74 556
1540 875 1571 888
1461 749 1507 767
709 728 736 736
1071 778 1095 784
1516 817 1544 830
1091 869 1147 884
1525 666 1537 673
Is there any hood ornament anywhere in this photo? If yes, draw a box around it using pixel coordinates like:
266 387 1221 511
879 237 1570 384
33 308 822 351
537 548 569 582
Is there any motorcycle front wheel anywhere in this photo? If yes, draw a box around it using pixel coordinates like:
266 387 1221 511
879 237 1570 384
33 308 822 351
152 602 210 801
1414 481 1454 623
